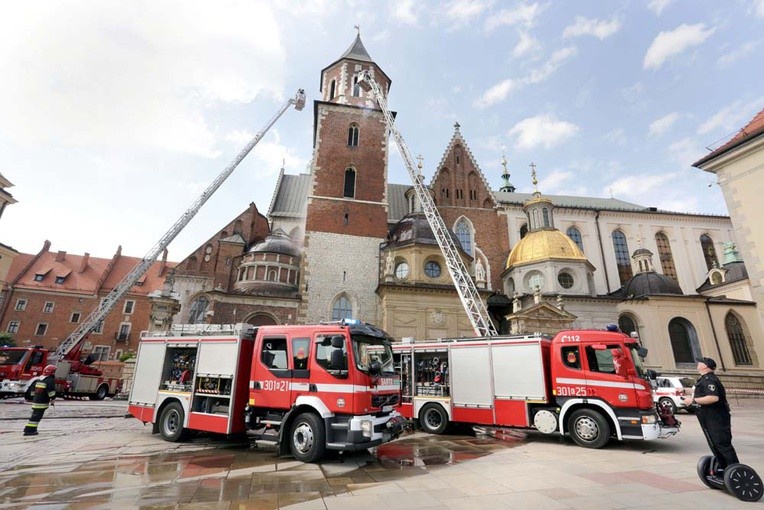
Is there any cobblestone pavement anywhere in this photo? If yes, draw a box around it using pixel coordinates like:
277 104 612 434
1 399 763 509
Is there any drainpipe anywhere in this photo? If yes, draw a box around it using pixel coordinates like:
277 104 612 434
704 299 726 371
594 210 611 292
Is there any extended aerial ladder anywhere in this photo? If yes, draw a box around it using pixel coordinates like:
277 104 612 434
358 73 497 337
54 89 306 360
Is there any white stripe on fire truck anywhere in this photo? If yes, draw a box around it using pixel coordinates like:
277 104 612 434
248 381 399 392
555 377 646 390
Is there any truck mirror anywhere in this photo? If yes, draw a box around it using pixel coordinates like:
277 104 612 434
637 346 648 358
330 336 345 349
369 361 382 376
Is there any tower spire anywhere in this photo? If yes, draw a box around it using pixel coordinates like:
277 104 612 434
530 162 539 196
499 151 515 192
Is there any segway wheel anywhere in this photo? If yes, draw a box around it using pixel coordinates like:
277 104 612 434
723 463 763 502
696 455 725 490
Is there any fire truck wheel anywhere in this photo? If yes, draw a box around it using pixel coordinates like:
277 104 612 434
568 409 610 449
90 384 109 401
289 413 326 463
723 463 763 501
419 403 448 435
658 397 676 415
159 402 189 442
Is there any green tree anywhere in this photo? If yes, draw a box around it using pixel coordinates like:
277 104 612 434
0 333 16 347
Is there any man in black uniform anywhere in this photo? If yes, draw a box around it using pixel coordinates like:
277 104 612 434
23 364 57 436
682 357 739 474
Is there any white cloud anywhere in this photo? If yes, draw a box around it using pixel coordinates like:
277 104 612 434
697 100 764 135
474 47 575 108
390 1 420 26
755 0 764 18
513 30 541 58
605 128 627 146
643 23 715 70
562 16 621 40
0 2 285 157
717 40 761 67
668 137 704 165
649 112 680 136
444 0 492 30
508 115 579 150
607 172 679 197
648 0 673 15
485 3 544 32
474 79 516 109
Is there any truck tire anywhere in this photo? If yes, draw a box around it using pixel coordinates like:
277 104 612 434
289 413 326 463
90 384 109 401
568 409 610 449
419 403 448 435
158 402 189 442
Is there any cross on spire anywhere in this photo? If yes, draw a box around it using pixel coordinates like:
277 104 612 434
454 121 460 131
354 25 360 36
530 162 539 195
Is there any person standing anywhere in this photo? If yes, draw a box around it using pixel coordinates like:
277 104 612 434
23 364 57 436
682 357 739 474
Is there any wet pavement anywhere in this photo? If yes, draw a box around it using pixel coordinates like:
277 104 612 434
1 399 763 509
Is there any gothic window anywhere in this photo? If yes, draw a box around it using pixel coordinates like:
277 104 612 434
655 232 677 280
725 313 753 365
520 224 528 239
188 296 209 324
347 123 359 147
618 315 637 337
329 79 336 99
352 75 360 97
668 317 700 366
332 295 352 321
566 227 584 252
343 168 356 198
455 218 473 255
700 234 718 270
612 230 633 285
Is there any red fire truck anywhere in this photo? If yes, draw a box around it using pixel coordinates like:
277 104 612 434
393 326 679 448
128 321 405 462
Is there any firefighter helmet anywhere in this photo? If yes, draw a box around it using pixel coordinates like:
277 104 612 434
42 365 57 376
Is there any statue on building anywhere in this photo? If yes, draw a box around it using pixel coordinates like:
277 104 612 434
475 258 486 286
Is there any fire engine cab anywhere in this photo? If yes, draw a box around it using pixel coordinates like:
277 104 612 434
128 321 405 462
393 327 679 448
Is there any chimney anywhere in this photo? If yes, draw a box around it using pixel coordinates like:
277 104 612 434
79 253 90 273
55 250 67 262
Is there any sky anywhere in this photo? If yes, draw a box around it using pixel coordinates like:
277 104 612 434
2 0 764 261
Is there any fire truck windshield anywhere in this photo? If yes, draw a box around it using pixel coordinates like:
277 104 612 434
351 335 395 375
628 344 648 379
0 349 26 365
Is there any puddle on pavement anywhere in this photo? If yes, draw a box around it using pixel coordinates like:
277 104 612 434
0 431 526 508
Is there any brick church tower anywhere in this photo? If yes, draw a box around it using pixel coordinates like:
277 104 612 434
300 34 392 323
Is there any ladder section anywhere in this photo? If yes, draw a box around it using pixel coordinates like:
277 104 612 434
357 73 497 337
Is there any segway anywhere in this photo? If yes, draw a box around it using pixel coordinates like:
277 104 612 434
697 455 763 502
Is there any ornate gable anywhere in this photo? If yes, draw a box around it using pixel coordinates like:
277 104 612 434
505 301 577 336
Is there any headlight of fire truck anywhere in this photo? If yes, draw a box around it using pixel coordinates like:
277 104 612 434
361 419 373 438
641 414 657 424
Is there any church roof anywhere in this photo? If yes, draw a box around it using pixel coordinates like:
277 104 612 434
694 107 764 167
696 261 750 293
385 212 467 256
339 34 373 63
248 229 301 258
614 271 683 298
495 191 646 211
268 172 311 219
506 229 587 269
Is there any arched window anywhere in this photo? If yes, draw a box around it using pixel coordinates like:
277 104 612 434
520 224 528 239
455 218 472 255
347 124 359 147
566 227 583 252
542 208 550 228
700 234 718 270
329 79 336 99
668 317 700 366
655 232 677 280
618 315 637 337
352 75 360 97
188 296 209 324
268 269 278 282
332 295 352 321
343 168 356 198
725 312 753 365
612 230 633 285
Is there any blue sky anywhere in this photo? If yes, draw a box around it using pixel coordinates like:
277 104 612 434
2 1 763 261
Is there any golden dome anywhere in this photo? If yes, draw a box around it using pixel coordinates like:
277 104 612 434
506 229 586 269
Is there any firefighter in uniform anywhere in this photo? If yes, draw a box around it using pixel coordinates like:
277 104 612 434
682 357 739 474
23 364 57 436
